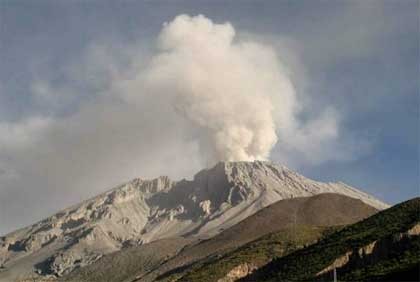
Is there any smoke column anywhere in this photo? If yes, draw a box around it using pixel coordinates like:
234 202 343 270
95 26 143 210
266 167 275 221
136 14 298 163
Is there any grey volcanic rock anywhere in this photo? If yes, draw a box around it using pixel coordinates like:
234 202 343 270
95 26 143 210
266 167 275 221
0 161 388 281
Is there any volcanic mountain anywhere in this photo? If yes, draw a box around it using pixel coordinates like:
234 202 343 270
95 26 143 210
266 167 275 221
0 161 388 281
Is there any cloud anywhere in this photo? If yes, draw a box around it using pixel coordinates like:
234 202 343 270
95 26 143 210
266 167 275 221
0 117 52 151
0 14 349 234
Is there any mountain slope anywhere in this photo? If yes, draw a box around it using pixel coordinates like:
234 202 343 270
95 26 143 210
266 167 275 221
150 193 378 282
60 237 192 282
242 197 420 282
174 226 335 282
61 193 378 282
0 161 387 280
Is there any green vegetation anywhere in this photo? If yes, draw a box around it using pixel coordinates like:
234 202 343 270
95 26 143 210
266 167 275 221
339 236 420 281
160 225 339 282
245 197 420 282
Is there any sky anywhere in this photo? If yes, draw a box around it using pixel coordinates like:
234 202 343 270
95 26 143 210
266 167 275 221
0 0 419 235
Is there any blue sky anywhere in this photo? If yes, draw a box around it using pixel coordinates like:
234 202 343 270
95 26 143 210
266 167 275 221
0 0 418 235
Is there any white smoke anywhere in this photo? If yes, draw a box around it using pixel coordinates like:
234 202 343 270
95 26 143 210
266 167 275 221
120 14 298 163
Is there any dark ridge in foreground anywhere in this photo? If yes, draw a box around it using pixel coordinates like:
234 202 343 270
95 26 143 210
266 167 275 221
241 197 420 282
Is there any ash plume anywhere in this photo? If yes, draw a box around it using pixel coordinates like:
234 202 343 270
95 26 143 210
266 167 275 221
129 14 297 163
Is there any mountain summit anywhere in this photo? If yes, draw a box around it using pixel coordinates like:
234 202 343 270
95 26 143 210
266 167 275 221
0 161 387 279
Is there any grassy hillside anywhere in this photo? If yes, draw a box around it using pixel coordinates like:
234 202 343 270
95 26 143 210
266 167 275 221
168 225 339 282
243 197 420 282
